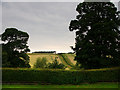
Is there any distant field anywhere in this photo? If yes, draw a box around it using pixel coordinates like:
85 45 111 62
63 54 76 65
28 53 76 68
28 53 62 67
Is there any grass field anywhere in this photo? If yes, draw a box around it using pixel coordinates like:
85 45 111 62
65 54 76 65
2 82 119 88
28 53 63 67
28 53 76 68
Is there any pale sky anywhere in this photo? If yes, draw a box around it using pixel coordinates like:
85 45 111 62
2 2 79 53
1 1 119 53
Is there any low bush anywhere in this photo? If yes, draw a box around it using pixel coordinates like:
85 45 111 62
47 59 66 69
34 57 48 68
34 57 66 69
2 67 119 84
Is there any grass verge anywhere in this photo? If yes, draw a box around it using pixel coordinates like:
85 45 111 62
2 82 119 88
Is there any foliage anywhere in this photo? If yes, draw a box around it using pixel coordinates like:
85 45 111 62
69 2 120 69
33 57 66 69
1 28 30 68
34 57 48 68
2 67 119 84
47 57 66 69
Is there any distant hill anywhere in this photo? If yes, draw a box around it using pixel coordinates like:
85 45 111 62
28 53 76 69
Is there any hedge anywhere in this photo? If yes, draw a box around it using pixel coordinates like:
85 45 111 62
2 67 120 85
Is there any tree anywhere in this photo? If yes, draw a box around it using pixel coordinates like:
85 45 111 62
1 28 31 68
69 2 120 69
47 57 66 69
34 57 48 68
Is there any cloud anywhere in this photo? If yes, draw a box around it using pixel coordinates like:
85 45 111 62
2 2 79 53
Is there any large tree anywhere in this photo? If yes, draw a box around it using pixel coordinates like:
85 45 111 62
69 2 120 69
1 28 31 68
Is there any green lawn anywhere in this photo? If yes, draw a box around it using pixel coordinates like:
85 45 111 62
2 82 119 88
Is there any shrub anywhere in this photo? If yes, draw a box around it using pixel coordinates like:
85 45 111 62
47 59 66 69
34 57 47 68
34 57 66 69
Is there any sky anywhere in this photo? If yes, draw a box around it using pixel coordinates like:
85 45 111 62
2 2 79 53
1 1 119 53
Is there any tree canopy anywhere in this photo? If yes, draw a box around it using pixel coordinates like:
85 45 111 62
69 2 120 69
1 28 31 68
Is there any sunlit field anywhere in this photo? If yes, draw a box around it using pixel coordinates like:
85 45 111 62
28 53 76 68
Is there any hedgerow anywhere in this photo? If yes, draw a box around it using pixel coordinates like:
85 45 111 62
2 67 119 84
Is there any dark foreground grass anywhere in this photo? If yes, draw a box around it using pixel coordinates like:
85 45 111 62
2 82 119 88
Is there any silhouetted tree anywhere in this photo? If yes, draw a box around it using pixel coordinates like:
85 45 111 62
1 28 30 68
69 2 120 69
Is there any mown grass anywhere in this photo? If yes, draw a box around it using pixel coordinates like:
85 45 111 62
57 54 72 68
58 54 76 69
2 82 119 88
62 54 75 66
65 54 76 65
